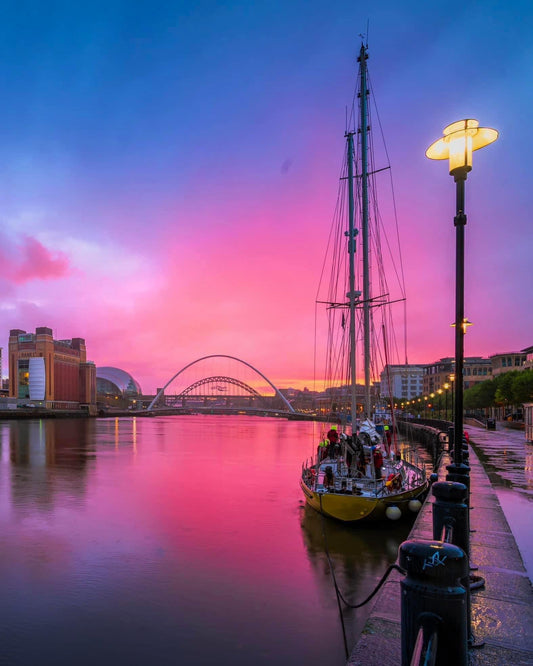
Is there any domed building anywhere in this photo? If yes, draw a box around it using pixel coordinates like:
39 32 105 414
96 367 142 407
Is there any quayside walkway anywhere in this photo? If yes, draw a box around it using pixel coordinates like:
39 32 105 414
347 438 533 665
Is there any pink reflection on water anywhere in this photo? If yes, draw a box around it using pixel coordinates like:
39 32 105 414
0 416 409 665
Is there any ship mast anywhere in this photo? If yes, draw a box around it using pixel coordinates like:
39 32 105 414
346 129 358 430
359 43 372 418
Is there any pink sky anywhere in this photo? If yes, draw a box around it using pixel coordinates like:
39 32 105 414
1 3 531 393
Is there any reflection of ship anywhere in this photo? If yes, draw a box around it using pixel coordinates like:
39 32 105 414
300 44 428 522
299 504 410 640
300 503 406 564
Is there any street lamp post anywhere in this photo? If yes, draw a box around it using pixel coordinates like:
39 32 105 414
426 119 498 466
426 118 497 652
443 383 450 420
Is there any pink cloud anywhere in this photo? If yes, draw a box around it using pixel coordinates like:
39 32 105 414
2 236 71 284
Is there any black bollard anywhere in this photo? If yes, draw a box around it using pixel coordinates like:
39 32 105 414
399 539 468 666
431 481 478 646
446 462 470 505
432 481 469 557
448 425 454 453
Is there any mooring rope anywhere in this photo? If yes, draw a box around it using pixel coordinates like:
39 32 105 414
318 494 406 659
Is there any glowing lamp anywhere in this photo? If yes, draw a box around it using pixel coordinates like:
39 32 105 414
451 317 473 334
426 119 498 176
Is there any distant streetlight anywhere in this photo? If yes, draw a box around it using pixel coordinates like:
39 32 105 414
426 119 498 466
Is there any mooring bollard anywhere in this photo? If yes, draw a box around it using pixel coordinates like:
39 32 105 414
446 457 470 494
399 539 468 666
432 481 469 557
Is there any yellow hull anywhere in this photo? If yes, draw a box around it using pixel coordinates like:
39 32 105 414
300 478 428 523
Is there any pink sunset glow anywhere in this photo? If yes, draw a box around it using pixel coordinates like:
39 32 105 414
0 4 531 393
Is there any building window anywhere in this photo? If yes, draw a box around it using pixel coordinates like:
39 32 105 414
18 359 30 398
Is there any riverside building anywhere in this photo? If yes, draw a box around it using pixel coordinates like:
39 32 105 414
380 364 426 401
8 327 96 409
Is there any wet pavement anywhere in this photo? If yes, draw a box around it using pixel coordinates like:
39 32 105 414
348 427 533 665
466 422 533 583
465 421 532 499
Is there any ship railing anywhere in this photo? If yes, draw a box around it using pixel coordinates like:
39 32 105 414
353 477 385 496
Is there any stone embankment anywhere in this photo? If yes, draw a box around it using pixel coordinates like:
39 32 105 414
347 433 533 665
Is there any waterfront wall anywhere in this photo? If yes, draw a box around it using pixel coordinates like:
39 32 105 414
397 419 446 464
347 440 533 665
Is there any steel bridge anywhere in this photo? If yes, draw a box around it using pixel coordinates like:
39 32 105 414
147 355 295 414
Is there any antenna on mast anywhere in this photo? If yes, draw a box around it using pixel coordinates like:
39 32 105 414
358 20 369 48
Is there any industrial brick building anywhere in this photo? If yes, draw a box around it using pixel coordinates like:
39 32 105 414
8 327 96 409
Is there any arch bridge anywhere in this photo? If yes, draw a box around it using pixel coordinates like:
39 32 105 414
148 355 295 414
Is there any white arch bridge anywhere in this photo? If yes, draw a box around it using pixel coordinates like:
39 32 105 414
147 355 296 415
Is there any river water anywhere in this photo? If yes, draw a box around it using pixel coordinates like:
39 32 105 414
0 416 433 666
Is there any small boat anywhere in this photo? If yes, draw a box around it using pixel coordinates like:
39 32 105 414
300 43 428 522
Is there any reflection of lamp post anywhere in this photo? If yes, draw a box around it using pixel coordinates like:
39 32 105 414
426 119 498 466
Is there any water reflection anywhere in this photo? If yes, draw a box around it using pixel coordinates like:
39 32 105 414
2 420 95 515
465 425 533 583
0 416 424 666
468 426 533 498
300 503 410 643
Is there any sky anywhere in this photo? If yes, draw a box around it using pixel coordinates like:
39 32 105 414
0 0 532 393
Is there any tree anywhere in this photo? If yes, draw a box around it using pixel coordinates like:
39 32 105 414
494 371 520 408
511 370 533 404
464 379 497 410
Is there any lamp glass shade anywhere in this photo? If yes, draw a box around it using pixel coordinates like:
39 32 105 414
448 133 473 173
426 119 498 175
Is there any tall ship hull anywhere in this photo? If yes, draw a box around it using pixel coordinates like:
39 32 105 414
300 459 428 523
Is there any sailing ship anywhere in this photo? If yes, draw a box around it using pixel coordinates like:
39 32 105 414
300 43 428 522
